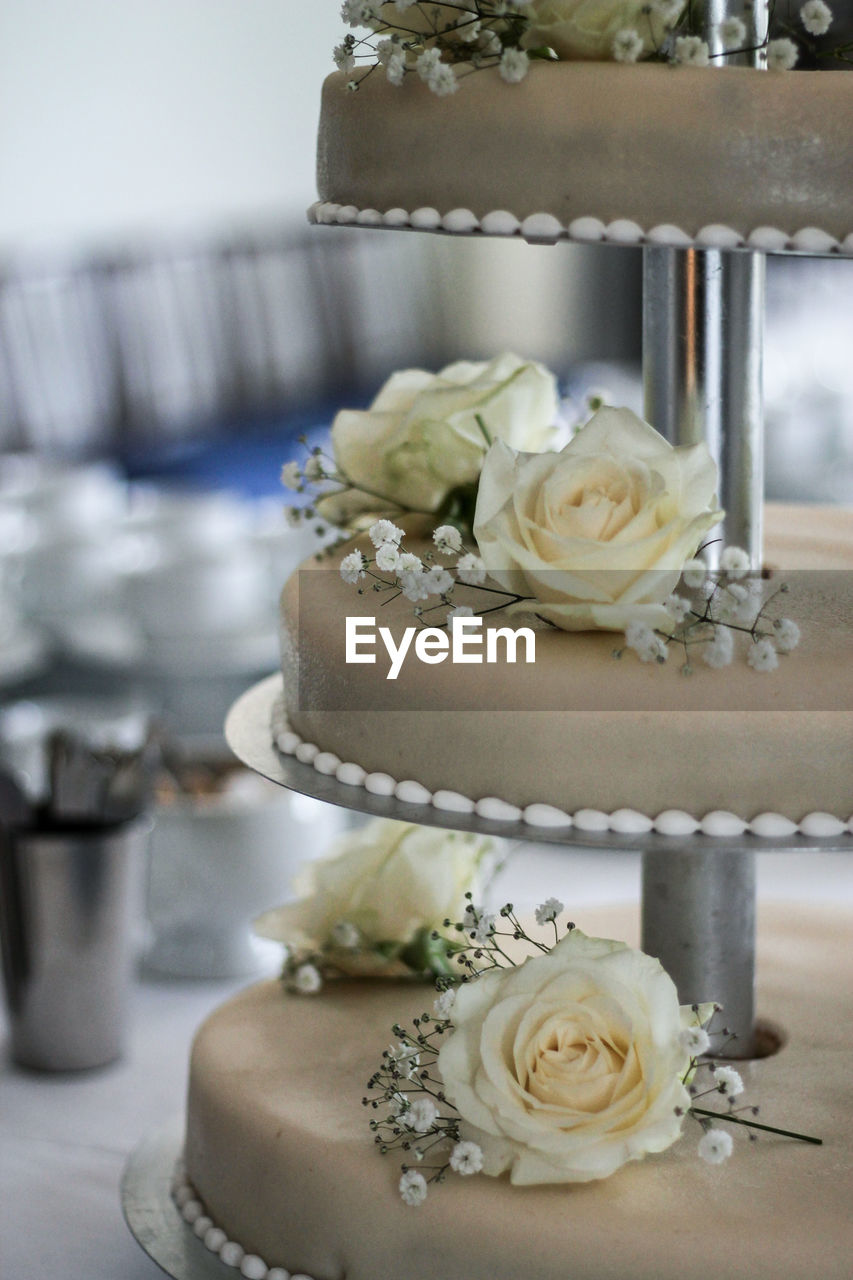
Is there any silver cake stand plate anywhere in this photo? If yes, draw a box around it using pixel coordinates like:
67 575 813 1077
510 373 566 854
122 1120 235 1280
224 674 853 856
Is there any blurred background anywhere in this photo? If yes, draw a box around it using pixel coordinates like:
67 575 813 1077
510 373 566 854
1 2 852 973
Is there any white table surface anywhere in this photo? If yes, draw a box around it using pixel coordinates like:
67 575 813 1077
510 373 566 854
2 844 852 1280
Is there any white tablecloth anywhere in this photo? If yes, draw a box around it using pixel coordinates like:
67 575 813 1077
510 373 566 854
2 846 851 1280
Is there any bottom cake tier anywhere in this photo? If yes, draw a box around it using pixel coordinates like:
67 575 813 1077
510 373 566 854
182 902 853 1280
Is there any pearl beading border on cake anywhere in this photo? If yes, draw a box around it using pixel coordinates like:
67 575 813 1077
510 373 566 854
172 1162 314 1280
308 201 853 257
270 694 852 841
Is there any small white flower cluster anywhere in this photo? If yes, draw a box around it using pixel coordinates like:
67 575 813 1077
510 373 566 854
335 1 534 95
620 548 801 675
338 520 496 610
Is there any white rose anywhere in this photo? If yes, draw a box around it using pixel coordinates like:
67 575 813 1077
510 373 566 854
318 353 557 526
472 405 721 631
524 0 686 60
437 929 691 1184
254 818 493 971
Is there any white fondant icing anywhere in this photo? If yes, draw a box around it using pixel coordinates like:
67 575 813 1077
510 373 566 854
647 224 693 247
747 226 789 251
182 1200 203 1224
241 1256 269 1280
573 809 610 833
475 796 523 822
609 808 653 835
791 227 839 254
432 789 476 814
269 699 852 841
335 205 358 224
522 803 573 828
410 206 442 229
205 1227 228 1253
395 779 432 805
383 207 409 227
750 812 798 838
443 207 479 233
364 771 396 796
700 811 748 838
696 224 743 249
654 810 699 836
605 219 644 244
799 812 847 838
220 1242 245 1268
521 212 564 242
568 216 606 242
481 210 521 235
336 761 367 787
842 234 853 255
356 208 383 226
174 1173 316 1280
317 203 339 224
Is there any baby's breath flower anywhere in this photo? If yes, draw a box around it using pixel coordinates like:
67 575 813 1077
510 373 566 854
386 51 406 85
369 519 404 547
534 897 564 926
767 37 799 69
333 42 356 74
375 542 402 572
682 559 708 590
625 621 667 664
407 1097 439 1134
702 627 734 669
720 546 751 578
461 18 481 43
400 569 431 602
341 0 381 28
665 594 692 625
281 461 302 491
388 1042 420 1077
434 987 456 1019
434 524 463 553
448 605 474 619
680 1025 711 1056
293 963 322 994
394 0 417 11
747 638 779 672
425 565 454 595
386 1090 407 1118
713 1066 745 1098
284 507 303 528
457 553 486 586
673 35 710 66
331 920 360 949
800 0 833 36
398 551 423 573
479 27 502 56
399 1168 428 1206
449 1140 484 1175
340 550 366 584
499 47 530 83
463 905 496 943
303 454 325 482
698 1127 734 1164
417 47 458 96
612 28 644 62
773 617 801 652
719 16 746 48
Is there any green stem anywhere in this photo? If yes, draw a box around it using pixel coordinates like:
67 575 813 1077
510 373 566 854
691 1107 822 1145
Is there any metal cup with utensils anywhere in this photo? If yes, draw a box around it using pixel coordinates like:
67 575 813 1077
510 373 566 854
0 808 150 1071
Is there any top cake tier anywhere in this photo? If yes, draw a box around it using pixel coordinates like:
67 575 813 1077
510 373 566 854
312 63 853 255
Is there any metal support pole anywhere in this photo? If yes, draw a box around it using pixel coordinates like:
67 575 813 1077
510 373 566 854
640 2 768 1057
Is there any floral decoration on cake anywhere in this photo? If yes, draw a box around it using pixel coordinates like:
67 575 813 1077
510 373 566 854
254 817 498 986
334 1 850 95
283 353 802 671
364 896 820 1197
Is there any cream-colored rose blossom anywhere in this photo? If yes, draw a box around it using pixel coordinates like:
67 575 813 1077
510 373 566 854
437 929 692 1184
472 406 722 631
254 819 492 971
523 0 686 60
317 353 558 526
